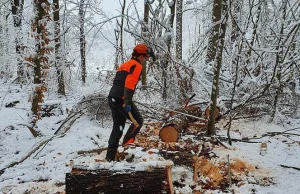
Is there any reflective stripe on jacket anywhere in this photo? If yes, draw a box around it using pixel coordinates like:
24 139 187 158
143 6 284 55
108 59 142 100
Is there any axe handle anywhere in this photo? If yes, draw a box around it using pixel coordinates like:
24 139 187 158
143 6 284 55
184 93 196 108
128 111 139 128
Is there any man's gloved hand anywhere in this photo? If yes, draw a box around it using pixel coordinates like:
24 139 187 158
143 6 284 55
124 105 131 112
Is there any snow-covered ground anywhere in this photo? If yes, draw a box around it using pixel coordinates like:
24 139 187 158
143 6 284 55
0 81 300 194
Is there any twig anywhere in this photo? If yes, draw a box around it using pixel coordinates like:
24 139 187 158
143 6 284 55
34 134 65 158
215 137 230 149
280 164 300 171
265 132 300 137
217 136 263 143
227 155 232 186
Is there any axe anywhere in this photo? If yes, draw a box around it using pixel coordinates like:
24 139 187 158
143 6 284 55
123 104 139 129
128 111 139 129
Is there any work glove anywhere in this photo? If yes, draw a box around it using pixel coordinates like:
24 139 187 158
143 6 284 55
124 105 131 112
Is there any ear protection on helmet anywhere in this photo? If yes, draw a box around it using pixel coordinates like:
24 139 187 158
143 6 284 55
147 47 156 62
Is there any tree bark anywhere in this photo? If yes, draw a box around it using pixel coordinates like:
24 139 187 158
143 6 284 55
66 166 173 194
141 0 150 88
175 0 182 60
269 0 288 121
79 0 86 84
159 150 195 167
30 0 51 130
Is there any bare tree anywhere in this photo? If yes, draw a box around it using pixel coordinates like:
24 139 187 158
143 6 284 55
175 0 182 60
114 0 126 70
79 0 86 84
53 0 66 96
206 0 229 136
10 0 24 82
161 0 176 100
141 0 150 87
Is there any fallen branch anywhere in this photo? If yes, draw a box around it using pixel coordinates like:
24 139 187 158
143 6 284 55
217 127 300 144
54 110 84 135
77 147 108 155
0 134 64 175
280 164 300 171
17 123 43 137
215 137 230 149
217 136 263 143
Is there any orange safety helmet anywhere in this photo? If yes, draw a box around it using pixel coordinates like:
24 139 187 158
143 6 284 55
133 43 148 55
133 43 156 61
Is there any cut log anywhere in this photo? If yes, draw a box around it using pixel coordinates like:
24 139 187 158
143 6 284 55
66 166 173 194
169 104 202 122
188 122 208 129
204 105 221 120
159 150 196 168
160 105 205 142
159 124 179 142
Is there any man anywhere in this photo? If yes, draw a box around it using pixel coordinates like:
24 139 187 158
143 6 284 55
106 43 154 161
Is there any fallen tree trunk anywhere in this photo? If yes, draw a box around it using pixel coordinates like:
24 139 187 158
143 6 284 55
160 105 205 142
160 105 201 142
159 150 195 168
66 166 174 194
167 104 202 121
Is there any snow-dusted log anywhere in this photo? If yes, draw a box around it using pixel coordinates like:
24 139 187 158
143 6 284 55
159 150 196 168
65 166 173 194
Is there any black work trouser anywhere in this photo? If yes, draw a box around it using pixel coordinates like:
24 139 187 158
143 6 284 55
106 96 143 161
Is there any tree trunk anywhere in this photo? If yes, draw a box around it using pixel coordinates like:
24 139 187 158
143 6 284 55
206 0 228 136
10 0 25 82
230 0 241 43
66 166 173 194
141 0 150 88
162 0 176 100
79 0 86 84
175 0 182 60
269 0 288 121
119 0 126 62
53 0 66 96
30 0 51 131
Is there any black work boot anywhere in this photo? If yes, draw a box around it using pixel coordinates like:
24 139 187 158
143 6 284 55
105 147 117 162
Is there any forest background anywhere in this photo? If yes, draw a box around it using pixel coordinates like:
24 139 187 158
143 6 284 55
0 0 299 193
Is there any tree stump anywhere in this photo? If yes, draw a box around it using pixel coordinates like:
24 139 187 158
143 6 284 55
66 165 173 194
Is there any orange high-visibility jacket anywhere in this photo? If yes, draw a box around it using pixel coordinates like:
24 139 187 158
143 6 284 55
108 59 142 103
